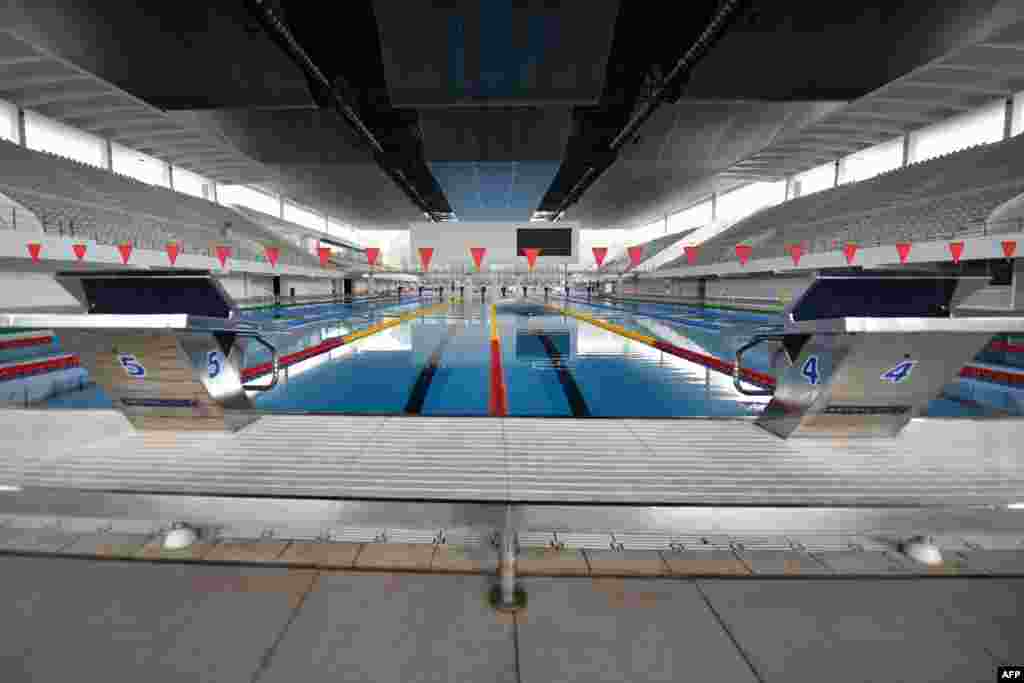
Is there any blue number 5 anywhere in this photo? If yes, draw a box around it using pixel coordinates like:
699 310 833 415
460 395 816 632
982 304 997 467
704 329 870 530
207 351 222 379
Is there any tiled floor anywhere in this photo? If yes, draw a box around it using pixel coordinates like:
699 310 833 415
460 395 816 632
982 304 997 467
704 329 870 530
1 556 1018 683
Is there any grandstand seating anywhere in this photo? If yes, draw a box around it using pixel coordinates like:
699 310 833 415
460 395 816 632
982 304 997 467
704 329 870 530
658 134 1024 270
603 228 697 270
0 139 318 268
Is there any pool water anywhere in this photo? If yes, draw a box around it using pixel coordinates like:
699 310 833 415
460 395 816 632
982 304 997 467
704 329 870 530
41 295 1012 418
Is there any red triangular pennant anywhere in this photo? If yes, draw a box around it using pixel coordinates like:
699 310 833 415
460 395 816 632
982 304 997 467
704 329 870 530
684 246 698 265
264 246 279 267
843 243 858 265
948 241 964 264
166 242 179 265
627 246 643 268
788 243 802 266
366 247 380 266
117 243 132 264
470 247 486 270
72 244 87 261
735 244 752 265
524 248 541 270
896 242 912 264
216 245 231 267
318 246 331 267
1002 240 1017 258
592 247 607 267
418 247 434 271
27 243 41 262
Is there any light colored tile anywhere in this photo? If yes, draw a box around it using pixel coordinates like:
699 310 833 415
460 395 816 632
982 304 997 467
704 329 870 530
584 550 670 576
203 540 290 563
60 532 153 558
277 541 362 568
663 550 751 576
354 543 436 571
517 547 590 576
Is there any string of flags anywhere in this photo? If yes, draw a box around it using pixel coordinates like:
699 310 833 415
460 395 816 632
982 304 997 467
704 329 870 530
18 238 1021 268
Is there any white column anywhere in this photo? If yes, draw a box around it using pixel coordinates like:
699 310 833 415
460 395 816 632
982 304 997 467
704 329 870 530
103 139 113 171
166 163 174 190
279 195 286 220
901 132 911 167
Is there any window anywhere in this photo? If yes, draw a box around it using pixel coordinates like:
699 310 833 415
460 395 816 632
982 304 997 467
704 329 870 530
24 110 104 167
217 185 279 215
792 163 835 198
668 200 712 234
171 166 208 199
283 202 324 231
111 143 169 187
0 100 17 144
907 99 1003 164
716 180 786 222
838 137 903 185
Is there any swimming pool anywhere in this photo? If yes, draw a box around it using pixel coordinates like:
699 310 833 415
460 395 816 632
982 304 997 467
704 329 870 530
42 294 1016 418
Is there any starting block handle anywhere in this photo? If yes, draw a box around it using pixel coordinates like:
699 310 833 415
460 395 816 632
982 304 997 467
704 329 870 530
238 333 279 392
734 334 786 397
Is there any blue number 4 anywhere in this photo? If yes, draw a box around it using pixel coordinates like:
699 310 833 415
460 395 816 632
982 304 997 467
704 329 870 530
207 351 222 379
881 360 916 383
801 356 820 385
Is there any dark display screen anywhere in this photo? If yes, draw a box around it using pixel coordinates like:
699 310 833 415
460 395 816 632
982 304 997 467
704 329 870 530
517 228 572 257
81 277 233 318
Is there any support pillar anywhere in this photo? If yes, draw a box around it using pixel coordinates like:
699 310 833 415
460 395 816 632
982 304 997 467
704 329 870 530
16 107 27 147
166 162 174 190
710 192 717 221
103 138 113 171
1013 258 1023 310
1004 96 1015 140
902 132 911 167
833 158 841 187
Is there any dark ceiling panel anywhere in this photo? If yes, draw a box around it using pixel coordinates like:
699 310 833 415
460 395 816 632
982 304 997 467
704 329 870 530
1 0 314 108
683 0 1004 100
417 107 573 162
372 0 620 107
567 99 845 229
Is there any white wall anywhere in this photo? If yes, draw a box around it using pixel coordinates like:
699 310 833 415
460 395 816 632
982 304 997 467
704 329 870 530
705 275 814 304
410 222 580 267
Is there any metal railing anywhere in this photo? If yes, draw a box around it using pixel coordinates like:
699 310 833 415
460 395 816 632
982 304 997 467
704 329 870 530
646 216 1024 273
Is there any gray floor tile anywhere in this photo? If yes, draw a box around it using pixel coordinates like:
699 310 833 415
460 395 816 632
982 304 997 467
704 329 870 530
698 579 999 683
737 550 833 575
954 550 1024 575
518 577 758 683
0 557 308 683
811 550 910 574
931 578 1024 664
0 526 80 552
260 573 516 683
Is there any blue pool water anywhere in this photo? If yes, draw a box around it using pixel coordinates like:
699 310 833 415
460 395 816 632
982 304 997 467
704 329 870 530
39 294 1018 418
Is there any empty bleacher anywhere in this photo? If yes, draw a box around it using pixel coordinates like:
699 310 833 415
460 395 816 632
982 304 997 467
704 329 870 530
603 228 697 270
658 134 1024 270
0 138 318 268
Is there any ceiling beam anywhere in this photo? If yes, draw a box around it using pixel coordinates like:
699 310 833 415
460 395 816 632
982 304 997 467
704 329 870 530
18 89 117 108
869 96 975 112
0 73 91 92
905 79 1012 97
59 105 150 121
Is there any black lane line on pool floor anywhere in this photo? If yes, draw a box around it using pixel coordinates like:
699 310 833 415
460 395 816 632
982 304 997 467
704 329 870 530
404 321 462 415
537 333 591 417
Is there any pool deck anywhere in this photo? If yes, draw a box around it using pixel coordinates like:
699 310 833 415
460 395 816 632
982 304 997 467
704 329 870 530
1 409 1021 508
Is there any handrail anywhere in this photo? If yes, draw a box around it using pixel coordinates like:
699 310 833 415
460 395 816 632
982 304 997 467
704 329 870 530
733 334 786 397
237 332 278 391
